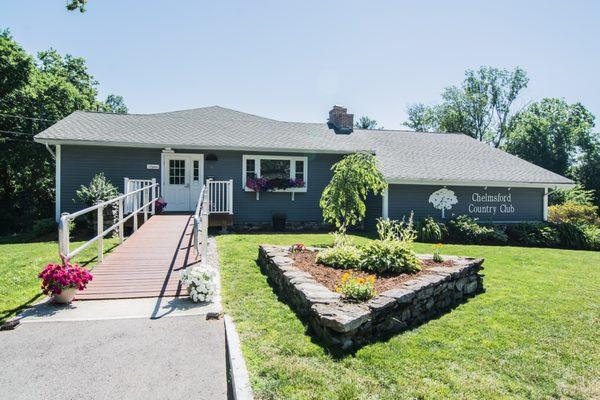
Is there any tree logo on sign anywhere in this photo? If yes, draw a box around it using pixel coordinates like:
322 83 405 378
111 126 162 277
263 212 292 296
428 188 458 219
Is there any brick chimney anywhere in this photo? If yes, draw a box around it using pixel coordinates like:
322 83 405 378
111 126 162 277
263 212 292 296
328 105 354 134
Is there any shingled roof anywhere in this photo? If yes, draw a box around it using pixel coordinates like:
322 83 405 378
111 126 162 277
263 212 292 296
34 106 573 187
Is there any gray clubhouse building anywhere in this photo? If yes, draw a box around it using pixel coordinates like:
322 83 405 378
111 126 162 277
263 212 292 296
34 105 574 228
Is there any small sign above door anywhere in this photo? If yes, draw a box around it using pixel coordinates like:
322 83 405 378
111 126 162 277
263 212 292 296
147 164 160 170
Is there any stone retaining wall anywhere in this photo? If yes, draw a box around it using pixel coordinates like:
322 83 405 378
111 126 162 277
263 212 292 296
258 245 485 350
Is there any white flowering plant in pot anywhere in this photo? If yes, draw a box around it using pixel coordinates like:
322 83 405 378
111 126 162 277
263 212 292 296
180 265 217 303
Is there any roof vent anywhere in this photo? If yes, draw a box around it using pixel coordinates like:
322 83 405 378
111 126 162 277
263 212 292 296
328 105 354 134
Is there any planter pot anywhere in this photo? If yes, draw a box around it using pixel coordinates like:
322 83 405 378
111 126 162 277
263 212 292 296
52 287 77 304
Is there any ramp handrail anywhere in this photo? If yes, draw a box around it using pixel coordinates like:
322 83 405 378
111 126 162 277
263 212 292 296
193 182 209 263
58 183 160 263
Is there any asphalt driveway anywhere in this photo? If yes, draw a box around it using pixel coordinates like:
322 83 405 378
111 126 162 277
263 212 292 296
0 316 228 400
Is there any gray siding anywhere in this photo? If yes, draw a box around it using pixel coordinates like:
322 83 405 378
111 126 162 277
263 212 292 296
60 145 341 224
61 146 161 211
60 145 543 226
388 184 544 223
364 193 383 230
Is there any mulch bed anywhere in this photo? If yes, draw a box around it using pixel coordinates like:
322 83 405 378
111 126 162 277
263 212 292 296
291 251 456 293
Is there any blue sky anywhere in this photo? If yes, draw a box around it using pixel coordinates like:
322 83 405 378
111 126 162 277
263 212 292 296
2 0 599 129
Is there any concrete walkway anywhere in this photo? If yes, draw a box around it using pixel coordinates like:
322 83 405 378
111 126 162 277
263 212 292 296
1 237 229 400
0 317 227 400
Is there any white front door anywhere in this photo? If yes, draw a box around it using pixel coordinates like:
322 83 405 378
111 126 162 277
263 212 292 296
162 153 204 212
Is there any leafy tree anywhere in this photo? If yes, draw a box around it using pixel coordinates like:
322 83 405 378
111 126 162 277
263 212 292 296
0 29 33 98
485 66 529 147
505 98 595 177
0 30 126 234
354 116 382 130
320 152 387 234
405 66 528 147
574 137 600 209
405 104 439 132
66 0 87 12
102 94 128 114
549 184 595 206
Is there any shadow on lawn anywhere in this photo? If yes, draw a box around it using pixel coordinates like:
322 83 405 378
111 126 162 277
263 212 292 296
0 293 45 323
0 241 120 323
257 256 482 359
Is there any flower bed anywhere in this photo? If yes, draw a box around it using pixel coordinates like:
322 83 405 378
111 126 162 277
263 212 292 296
291 250 456 294
258 245 484 350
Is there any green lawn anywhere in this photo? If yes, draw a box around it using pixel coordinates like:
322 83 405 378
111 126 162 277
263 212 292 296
218 233 600 400
0 236 119 322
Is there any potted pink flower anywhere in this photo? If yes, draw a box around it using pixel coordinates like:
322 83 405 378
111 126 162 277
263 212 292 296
38 262 93 304
155 198 168 213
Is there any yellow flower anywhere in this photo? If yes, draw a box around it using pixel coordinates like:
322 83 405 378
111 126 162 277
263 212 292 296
367 275 376 283
341 272 351 283
357 277 365 284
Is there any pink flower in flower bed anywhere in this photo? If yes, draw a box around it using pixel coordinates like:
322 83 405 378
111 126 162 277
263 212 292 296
246 177 305 192
38 262 93 296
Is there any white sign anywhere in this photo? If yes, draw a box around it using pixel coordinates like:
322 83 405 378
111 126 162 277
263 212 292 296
146 164 160 170
428 188 458 218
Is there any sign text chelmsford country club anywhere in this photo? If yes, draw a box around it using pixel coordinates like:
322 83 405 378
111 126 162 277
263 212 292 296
468 192 515 215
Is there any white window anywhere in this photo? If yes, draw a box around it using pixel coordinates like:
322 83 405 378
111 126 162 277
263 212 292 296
242 154 308 192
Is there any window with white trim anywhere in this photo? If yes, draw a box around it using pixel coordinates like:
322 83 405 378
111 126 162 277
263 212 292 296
242 155 308 192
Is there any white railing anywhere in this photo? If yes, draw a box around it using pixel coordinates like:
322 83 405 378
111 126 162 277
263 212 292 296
207 179 233 214
58 183 160 263
193 184 209 263
124 178 157 214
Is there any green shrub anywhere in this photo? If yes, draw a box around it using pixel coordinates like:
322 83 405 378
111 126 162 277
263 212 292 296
336 272 376 302
548 201 600 226
75 173 120 206
316 245 362 269
359 240 421 274
506 223 561 248
480 227 509 245
376 215 417 245
417 216 447 243
581 225 600 251
556 222 591 250
31 218 56 237
447 215 480 242
447 215 508 245
75 173 120 231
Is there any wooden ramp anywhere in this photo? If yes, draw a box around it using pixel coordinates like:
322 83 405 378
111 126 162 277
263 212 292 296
76 214 199 300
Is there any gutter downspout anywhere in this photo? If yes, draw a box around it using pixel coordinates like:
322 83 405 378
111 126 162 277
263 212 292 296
543 187 549 222
45 143 56 160
44 143 61 221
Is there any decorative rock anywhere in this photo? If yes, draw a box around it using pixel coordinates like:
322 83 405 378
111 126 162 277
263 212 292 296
257 245 485 350
366 295 397 312
312 303 371 333
381 288 416 304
